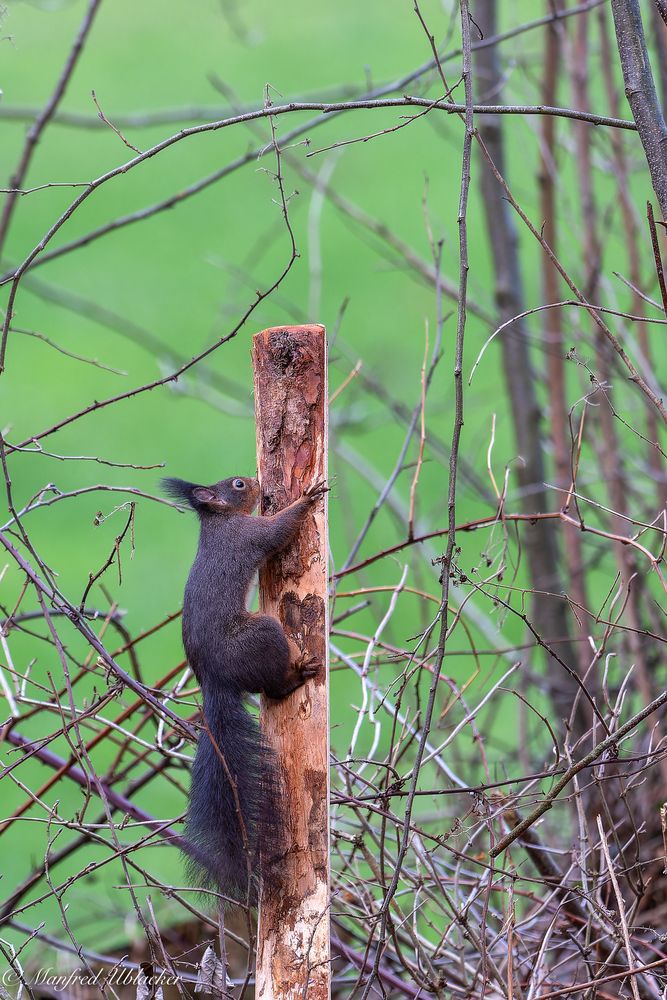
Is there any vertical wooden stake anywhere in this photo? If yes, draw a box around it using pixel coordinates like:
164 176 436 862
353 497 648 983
252 325 330 1000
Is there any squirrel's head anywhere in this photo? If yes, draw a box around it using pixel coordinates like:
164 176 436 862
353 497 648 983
162 476 260 516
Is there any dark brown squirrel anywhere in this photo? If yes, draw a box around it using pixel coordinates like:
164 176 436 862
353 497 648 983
163 473 327 904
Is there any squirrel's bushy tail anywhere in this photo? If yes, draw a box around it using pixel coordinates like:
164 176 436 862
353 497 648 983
185 686 280 904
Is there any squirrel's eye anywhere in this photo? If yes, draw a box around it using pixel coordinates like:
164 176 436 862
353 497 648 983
233 479 245 490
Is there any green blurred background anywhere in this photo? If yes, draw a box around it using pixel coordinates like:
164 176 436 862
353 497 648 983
1 0 661 967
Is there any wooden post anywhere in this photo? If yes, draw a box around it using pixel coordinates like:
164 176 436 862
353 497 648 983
252 325 330 1000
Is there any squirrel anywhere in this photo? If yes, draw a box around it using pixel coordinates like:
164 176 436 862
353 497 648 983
163 473 327 904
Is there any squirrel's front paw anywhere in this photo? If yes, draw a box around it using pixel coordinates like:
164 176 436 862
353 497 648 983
303 478 329 504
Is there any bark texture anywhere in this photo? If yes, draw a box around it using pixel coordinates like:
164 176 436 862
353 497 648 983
252 325 330 1000
611 0 667 219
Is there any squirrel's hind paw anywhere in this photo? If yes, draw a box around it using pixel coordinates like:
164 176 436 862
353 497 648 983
296 652 322 679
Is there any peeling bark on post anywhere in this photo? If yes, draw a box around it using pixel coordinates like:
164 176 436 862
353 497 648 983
252 325 330 1000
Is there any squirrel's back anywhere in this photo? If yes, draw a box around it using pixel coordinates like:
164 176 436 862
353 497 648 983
182 515 259 679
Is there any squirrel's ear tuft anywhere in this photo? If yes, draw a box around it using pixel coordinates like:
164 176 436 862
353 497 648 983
161 477 200 509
